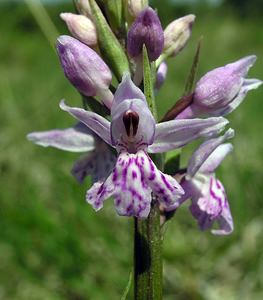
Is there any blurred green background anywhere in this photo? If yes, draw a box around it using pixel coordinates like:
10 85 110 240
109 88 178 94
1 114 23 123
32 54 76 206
0 0 262 299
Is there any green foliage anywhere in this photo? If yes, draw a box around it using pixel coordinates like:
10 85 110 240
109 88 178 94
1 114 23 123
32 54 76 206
0 3 263 300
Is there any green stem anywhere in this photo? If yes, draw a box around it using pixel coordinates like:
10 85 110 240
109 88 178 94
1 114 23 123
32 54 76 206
134 201 162 300
134 45 163 299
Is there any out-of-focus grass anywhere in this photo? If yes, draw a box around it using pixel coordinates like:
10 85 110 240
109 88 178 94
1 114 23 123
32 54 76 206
0 2 263 300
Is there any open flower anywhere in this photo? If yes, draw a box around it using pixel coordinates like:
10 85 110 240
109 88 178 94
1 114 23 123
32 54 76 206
176 56 262 118
169 129 235 235
27 123 116 184
60 74 229 218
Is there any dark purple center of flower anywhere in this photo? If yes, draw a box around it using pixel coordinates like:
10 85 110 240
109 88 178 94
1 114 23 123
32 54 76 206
123 110 139 137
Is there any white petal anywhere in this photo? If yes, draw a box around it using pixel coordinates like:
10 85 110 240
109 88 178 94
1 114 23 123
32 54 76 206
27 125 95 152
199 143 233 174
148 117 228 153
187 128 234 177
60 100 112 146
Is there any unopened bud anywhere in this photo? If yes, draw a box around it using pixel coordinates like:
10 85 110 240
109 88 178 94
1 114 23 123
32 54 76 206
57 35 113 108
127 0 148 18
127 7 164 61
60 13 97 47
155 61 168 90
163 14 195 58
74 0 92 17
176 55 262 118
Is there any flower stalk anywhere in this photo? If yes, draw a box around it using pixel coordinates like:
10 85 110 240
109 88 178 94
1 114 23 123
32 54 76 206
134 45 163 299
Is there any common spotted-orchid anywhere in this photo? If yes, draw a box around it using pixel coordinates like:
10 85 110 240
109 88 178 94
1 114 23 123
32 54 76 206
27 123 116 184
176 55 263 118
60 74 229 218
168 129 235 235
27 0 262 296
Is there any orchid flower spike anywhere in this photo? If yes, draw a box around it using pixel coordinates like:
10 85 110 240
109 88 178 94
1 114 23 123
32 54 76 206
168 129 235 235
56 35 113 109
60 74 229 218
176 55 263 119
27 123 116 184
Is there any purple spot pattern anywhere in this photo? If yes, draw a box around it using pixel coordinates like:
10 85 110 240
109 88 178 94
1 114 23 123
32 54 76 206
71 144 116 184
189 175 233 234
86 150 184 218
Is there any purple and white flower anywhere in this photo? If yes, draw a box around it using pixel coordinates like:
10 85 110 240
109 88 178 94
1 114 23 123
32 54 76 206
60 74 229 218
27 123 116 184
176 55 262 118
169 129 235 235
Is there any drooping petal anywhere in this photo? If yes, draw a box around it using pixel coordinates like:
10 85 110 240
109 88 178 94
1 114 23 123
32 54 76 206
187 128 234 177
199 143 233 174
27 123 95 152
60 100 112 146
71 143 116 183
211 194 234 235
86 150 184 217
148 117 228 153
189 176 233 235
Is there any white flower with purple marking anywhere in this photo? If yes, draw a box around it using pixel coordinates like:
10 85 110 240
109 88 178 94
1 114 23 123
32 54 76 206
27 123 116 184
60 74 229 218
171 129 235 235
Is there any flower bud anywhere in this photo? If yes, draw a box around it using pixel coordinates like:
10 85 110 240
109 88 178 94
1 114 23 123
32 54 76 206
127 0 148 18
127 7 164 61
176 55 262 118
60 13 97 47
163 14 195 58
155 61 167 90
57 35 113 108
194 56 258 109
74 0 92 17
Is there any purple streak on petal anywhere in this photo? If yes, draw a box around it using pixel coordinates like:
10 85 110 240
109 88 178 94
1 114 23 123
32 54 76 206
60 100 112 146
27 124 95 152
56 35 112 98
189 175 233 235
142 152 184 209
86 151 152 218
199 143 233 174
187 128 234 177
127 7 164 61
148 117 228 153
